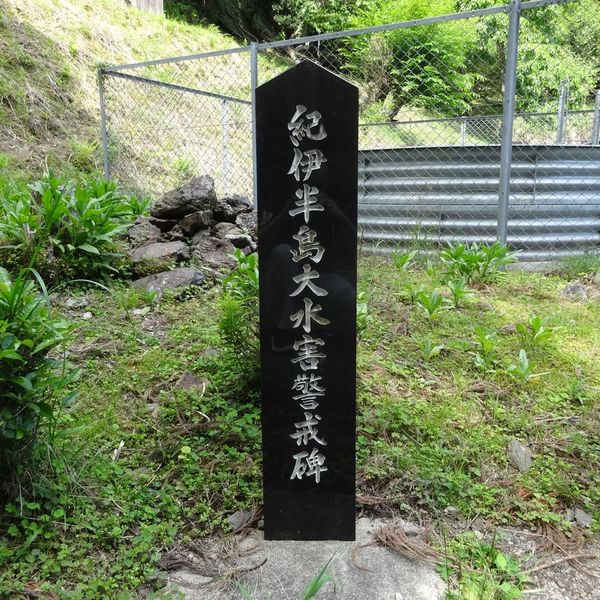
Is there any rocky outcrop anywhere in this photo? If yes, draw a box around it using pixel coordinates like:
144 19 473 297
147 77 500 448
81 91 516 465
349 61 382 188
131 241 190 264
132 267 206 295
127 176 257 282
151 175 217 219
213 194 253 223
127 217 161 248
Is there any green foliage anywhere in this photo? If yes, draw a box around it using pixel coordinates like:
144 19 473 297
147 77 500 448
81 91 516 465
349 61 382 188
392 249 416 272
415 288 444 319
164 0 206 25
356 290 370 339
557 252 600 278
0 172 149 282
515 314 555 348
459 0 600 113
446 277 472 308
440 531 526 600
440 242 518 284
113 287 158 328
0 268 74 484
218 249 260 394
420 338 445 361
273 0 368 36
402 282 426 304
472 326 499 371
506 349 547 384
2 254 598 596
348 0 478 117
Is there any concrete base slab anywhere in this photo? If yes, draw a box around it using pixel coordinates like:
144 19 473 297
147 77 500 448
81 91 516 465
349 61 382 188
165 517 446 600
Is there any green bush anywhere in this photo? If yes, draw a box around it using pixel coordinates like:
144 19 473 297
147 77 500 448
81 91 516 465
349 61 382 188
0 172 149 282
0 268 75 490
439 242 518 284
346 0 478 118
218 249 260 397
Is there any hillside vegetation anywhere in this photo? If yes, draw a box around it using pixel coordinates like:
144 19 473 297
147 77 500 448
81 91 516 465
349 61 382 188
0 0 238 177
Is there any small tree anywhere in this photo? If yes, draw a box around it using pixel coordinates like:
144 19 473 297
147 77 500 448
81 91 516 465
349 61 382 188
346 0 478 119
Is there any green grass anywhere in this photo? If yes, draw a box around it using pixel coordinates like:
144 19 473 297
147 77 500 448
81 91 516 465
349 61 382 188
357 258 599 525
0 0 241 180
1 255 598 597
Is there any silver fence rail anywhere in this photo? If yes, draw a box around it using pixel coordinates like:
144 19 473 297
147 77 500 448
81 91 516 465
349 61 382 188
99 0 600 261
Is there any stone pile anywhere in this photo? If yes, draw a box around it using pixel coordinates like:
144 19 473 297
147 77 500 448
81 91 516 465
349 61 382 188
127 176 257 294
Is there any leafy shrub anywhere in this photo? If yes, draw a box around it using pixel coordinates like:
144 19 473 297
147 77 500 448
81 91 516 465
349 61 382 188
218 250 260 395
472 326 499 371
0 172 149 282
506 349 547 384
392 250 416 272
415 288 444 318
439 242 518 284
347 0 478 118
516 314 555 348
420 338 445 361
446 276 472 308
0 268 75 489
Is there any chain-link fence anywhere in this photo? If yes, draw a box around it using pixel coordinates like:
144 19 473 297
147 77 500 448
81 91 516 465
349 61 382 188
99 0 600 261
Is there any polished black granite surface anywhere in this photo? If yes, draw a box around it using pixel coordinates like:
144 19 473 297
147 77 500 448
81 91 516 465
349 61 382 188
256 60 358 540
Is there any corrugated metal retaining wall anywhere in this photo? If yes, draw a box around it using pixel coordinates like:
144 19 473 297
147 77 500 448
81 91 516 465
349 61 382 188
358 146 600 261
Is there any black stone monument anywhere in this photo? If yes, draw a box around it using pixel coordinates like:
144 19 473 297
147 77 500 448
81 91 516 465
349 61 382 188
256 60 358 541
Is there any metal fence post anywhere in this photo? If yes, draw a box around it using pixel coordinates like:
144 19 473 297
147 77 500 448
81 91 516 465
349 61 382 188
220 99 230 195
497 0 521 245
251 43 258 207
591 90 600 146
98 68 110 178
459 117 467 146
556 80 569 145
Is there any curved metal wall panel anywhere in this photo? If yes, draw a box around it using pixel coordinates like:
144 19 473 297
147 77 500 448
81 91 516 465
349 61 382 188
358 145 600 261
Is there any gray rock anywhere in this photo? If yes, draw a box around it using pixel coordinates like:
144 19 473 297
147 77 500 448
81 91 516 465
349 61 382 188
574 508 593 527
507 440 533 472
561 282 588 301
470 517 485 532
131 241 190 264
151 175 216 219
81 311 93 320
226 233 255 250
175 372 208 392
127 216 161 248
213 194 253 223
136 584 155 598
227 509 252 532
180 210 212 235
64 297 88 309
191 231 236 270
148 216 178 232
213 222 243 239
132 267 205 295
163 224 186 242
236 211 257 240
201 347 219 359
